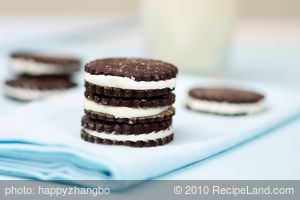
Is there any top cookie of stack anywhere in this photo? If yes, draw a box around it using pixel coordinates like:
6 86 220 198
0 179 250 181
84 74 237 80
84 58 177 98
81 58 178 147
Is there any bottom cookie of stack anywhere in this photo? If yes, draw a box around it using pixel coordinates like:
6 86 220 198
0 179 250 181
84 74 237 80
81 115 173 147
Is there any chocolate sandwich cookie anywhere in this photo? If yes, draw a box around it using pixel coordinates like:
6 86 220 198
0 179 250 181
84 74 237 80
84 58 178 98
82 115 172 135
10 52 81 75
5 75 76 101
81 115 173 147
186 87 265 115
84 91 175 123
85 106 175 124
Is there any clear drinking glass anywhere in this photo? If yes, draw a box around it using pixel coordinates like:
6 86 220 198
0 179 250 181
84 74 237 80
140 0 237 75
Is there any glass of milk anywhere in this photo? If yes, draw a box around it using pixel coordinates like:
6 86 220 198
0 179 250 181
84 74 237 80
140 0 237 75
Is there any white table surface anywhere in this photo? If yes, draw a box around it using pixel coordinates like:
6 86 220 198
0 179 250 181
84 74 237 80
0 16 299 180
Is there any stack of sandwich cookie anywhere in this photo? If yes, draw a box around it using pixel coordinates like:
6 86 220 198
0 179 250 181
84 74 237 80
4 52 81 101
186 87 265 115
81 58 178 147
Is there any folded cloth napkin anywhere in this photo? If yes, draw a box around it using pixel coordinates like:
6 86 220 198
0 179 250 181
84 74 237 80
0 75 299 185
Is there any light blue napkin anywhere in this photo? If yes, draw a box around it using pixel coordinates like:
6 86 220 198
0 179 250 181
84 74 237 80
0 76 299 185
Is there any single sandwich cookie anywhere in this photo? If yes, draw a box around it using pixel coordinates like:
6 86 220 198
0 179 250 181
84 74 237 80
5 75 76 101
81 116 173 147
84 91 175 123
186 87 265 115
10 52 81 75
84 58 178 97
85 106 175 124
82 115 172 135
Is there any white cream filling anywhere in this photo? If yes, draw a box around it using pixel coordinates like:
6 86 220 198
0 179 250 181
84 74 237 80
83 127 173 142
187 96 265 114
84 72 176 90
84 98 169 118
10 58 79 75
5 85 68 100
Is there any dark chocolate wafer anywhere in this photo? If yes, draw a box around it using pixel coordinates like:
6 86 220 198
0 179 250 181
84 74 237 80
84 81 173 98
85 90 175 108
189 87 264 103
85 58 177 81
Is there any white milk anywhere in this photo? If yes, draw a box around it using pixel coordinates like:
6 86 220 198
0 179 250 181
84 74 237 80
140 0 237 74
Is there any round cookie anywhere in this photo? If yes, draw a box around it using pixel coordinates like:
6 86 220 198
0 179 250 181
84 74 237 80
5 75 76 101
84 58 178 97
186 87 265 115
84 91 175 124
85 106 175 124
81 115 173 147
10 52 81 75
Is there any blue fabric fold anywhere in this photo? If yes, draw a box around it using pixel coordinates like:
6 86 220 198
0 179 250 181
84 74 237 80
0 77 300 186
